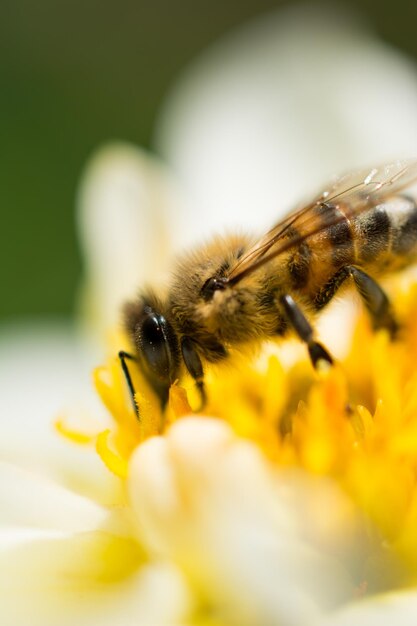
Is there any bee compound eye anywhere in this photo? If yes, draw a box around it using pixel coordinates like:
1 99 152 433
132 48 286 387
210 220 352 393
201 276 227 301
139 311 179 383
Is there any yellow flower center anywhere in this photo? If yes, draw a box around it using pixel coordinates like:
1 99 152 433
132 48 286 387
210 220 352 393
58 282 417 593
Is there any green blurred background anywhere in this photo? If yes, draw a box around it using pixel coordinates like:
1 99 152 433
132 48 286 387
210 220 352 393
1 0 417 322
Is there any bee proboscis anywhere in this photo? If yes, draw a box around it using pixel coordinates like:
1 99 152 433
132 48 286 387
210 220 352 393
120 159 417 416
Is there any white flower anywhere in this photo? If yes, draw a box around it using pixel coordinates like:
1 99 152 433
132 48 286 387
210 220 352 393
129 417 353 626
320 590 417 626
3 4 417 625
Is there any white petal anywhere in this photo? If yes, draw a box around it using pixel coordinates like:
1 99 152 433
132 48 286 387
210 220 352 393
129 417 352 626
157 4 417 244
0 461 108 533
0 530 192 626
0 324 122 508
319 590 417 626
77 143 184 332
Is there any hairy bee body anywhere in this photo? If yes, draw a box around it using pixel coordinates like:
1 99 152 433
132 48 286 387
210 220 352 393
160 195 417 357
122 161 417 411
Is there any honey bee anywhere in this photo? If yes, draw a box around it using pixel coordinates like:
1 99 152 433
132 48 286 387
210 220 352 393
120 159 417 417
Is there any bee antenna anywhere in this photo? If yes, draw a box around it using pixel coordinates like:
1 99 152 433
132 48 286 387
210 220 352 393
118 351 140 419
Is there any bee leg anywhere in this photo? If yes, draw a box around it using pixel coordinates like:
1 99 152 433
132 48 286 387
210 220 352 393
181 337 206 410
349 267 398 336
280 294 333 368
315 266 398 337
118 350 140 419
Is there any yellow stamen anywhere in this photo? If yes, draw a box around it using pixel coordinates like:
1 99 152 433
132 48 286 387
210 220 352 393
169 383 193 419
96 429 128 479
54 417 96 444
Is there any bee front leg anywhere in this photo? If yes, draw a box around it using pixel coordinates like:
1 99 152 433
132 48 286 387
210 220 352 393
280 294 333 369
181 337 207 410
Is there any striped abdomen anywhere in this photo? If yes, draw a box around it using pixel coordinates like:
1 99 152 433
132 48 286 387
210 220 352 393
284 195 417 299
355 195 417 266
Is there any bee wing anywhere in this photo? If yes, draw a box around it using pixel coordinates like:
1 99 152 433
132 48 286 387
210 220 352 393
227 159 417 284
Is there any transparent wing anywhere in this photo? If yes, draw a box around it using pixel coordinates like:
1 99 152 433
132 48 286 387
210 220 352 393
227 159 417 284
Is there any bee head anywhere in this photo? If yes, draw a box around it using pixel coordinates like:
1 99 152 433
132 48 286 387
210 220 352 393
123 294 181 406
